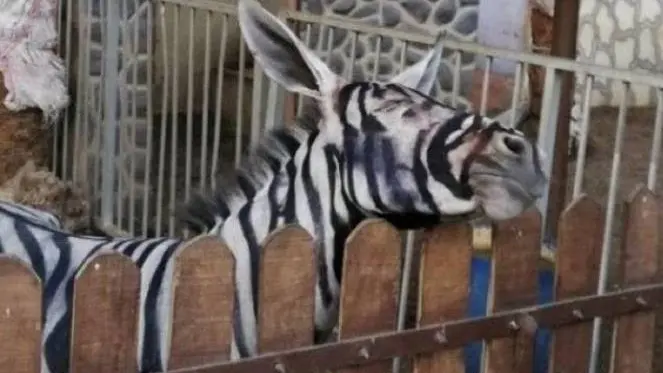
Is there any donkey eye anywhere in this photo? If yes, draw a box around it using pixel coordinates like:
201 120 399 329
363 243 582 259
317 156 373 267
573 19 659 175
378 99 406 112
402 108 417 118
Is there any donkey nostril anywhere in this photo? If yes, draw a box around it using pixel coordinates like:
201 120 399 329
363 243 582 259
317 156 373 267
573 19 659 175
503 137 525 155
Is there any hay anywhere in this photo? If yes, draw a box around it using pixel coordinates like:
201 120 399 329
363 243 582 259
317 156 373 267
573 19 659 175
0 72 52 184
0 160 90 233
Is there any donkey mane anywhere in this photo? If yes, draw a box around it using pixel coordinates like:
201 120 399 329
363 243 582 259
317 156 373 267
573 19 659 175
178 102 324 233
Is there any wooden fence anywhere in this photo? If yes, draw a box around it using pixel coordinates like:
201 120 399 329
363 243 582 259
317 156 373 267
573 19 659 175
0 184 660 373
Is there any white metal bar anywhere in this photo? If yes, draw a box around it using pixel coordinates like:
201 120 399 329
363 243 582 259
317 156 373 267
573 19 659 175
185 7 195 203
281 9 663 89
61 0 74 180
168 4 181 237
397 41 407 73
507 62 524 128
346 31 357 80
250 63 265 150
535 67 563 242
372 35 382 81
211 13 229 190
479 57 492 116
392 231 416 373
129 0 141 236
647 89 663 190
588 81 630 373
199 10 212 193
159 0 237 13
116 0 129 231
92 0 104 223
82 0 95 190
101 0 121 227
234 37 247 167
451 51 461 107
155 1 170 237
571 74 594 199
142 0 154 236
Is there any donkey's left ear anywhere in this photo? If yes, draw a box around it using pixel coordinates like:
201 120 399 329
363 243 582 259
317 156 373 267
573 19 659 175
238 0 343 99
389 32 444 94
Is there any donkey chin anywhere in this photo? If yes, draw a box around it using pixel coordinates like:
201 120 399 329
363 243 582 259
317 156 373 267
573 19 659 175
470 171 547 221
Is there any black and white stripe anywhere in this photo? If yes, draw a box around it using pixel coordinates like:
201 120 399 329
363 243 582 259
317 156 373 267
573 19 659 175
178 86 500 359
0 202 186 373
0 200 65 230
175 0 545 363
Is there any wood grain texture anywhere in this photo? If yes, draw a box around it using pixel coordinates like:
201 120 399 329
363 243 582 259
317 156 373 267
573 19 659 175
169 236 236 369
484 208 540 373
70 253 140 373
549 195 603 373
414 222 472 373
0 256 41 373
338 219 402 373
258 225 315 353
611 185 659 373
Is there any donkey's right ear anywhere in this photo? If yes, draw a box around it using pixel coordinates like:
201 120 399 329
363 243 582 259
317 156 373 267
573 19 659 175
238 0 344 99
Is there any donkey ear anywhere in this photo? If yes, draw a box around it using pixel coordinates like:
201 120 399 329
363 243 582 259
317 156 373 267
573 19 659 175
238 0 343 98
389 33 444 94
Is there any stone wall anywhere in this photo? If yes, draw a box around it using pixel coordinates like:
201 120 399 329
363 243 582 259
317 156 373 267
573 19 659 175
525 0 662 145
528 0 662 110
299 0 479 110
575 0 663 108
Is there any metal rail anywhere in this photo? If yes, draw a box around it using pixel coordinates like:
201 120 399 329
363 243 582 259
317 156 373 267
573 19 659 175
281 9 663 89
168 282 663 373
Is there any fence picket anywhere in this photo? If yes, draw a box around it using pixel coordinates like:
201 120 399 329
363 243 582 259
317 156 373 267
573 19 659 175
0 256 41 373
610 185 659 373
258 225 315 353
169 236 236 369
337 219 402 373
483 208 540 373
414 222 472 373
549 195 603 372
70 253 140 373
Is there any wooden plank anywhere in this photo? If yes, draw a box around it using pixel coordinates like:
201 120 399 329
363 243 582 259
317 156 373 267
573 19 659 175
483 208 540 373
338 219 402 373
70 253 140 373
548 195 603 373
258 225 315 353
169 236 236 369
413 222 472 373
0 256 41 373
611 185 659 373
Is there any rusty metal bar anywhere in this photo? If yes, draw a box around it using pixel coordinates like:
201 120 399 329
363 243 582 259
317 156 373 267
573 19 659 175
167 283 663 373
543 0 580 243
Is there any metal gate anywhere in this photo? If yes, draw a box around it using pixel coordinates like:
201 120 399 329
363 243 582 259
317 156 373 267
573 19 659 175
53 1 663 371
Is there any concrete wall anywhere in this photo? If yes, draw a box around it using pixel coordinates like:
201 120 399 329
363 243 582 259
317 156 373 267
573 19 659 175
477 0 529 75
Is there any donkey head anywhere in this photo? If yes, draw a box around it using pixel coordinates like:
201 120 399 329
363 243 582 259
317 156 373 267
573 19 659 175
237 0 547 223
